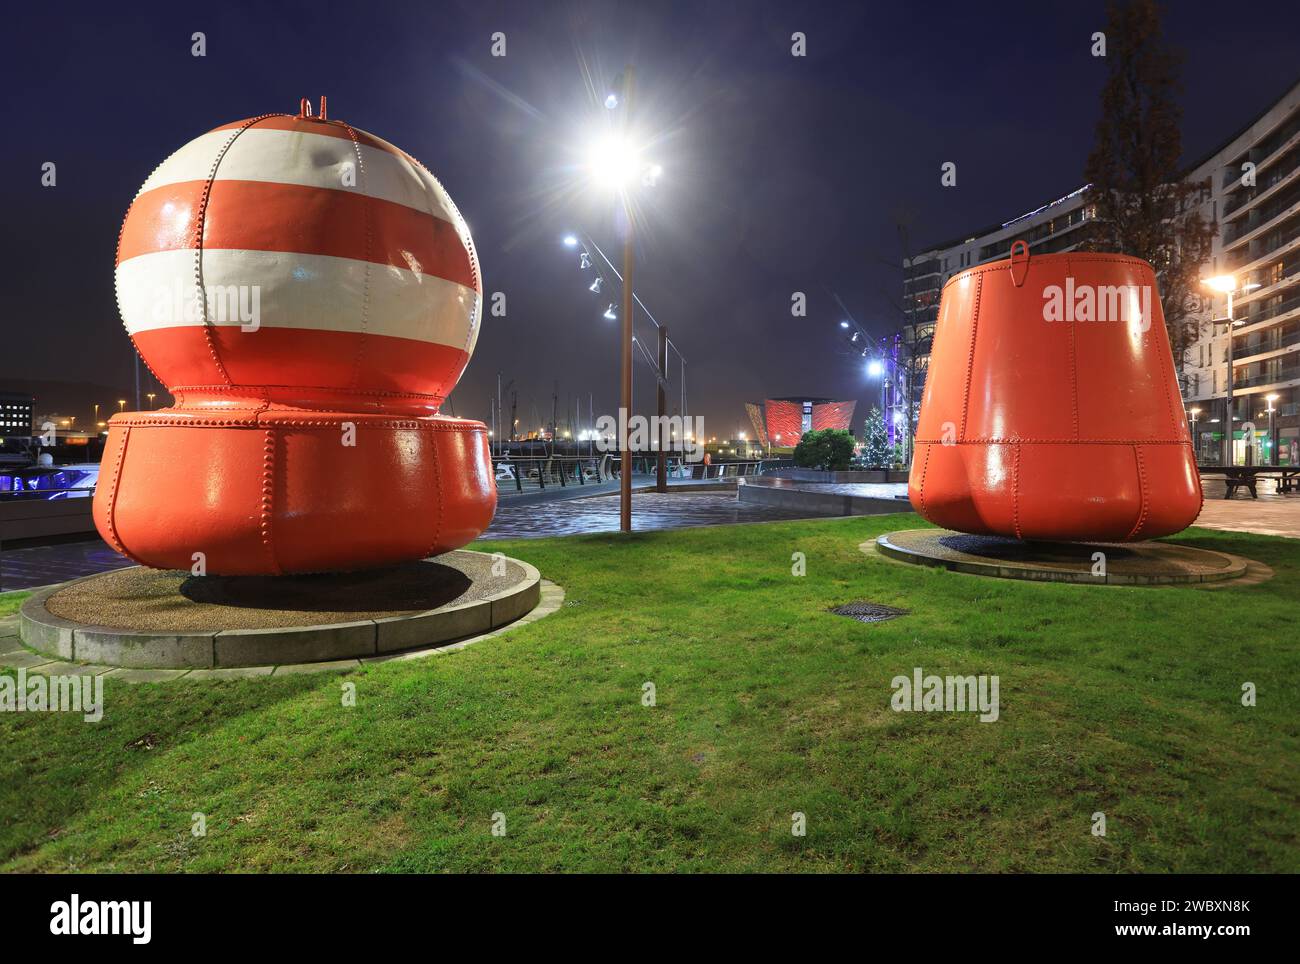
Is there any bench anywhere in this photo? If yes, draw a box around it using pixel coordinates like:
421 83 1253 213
1202 466 1300 499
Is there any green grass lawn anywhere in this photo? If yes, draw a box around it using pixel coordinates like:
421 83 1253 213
2 513 1296 872
0 592 30 618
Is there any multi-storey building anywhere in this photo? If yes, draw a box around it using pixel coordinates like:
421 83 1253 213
1183 79 1300 465
0 392 35 437
901 187 1095 450
902 77 1300 467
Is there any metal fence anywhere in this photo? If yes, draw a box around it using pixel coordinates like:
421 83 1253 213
490 455 792 493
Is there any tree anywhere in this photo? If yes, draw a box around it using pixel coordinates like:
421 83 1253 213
1081 0 1216 373
862 407 891 466
793 428 855 471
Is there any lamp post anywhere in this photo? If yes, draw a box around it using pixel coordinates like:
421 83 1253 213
1202 275 1261 465
575 68 667 530
1268 394 1279 465
1189 407 1200 463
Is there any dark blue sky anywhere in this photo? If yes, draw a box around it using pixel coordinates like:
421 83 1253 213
2 0 1297 434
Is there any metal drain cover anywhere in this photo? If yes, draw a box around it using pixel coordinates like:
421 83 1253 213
829 601 909 623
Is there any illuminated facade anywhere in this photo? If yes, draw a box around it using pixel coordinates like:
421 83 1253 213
747 397 856 447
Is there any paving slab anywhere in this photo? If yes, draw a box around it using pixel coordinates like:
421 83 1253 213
181 666 276 680
22 660 115 676
102 668 191 683
1 650 56 670
272 659 361 676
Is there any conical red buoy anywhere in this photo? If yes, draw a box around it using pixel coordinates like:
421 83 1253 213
910 244 1202 542
96 101 494 574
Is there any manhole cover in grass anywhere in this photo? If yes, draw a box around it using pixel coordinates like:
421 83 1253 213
829 601 909 623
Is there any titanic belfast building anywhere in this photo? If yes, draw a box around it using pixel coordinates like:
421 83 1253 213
745 397 856 447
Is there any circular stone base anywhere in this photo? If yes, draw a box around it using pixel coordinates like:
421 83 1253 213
19 549 542 669
874 529 1250 585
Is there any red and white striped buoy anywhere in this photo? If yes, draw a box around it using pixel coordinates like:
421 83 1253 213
96 100 495 575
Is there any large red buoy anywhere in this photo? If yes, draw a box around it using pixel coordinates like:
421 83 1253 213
910 244 1202 542
96 100 494 575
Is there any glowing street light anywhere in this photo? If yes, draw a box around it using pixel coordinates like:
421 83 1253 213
866 359 885 378
585 134 641 191
562 234 578 248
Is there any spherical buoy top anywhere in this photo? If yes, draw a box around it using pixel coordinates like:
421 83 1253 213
115 101 481 415
98 102 495 575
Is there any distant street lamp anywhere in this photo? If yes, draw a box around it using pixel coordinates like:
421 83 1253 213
1188 407 1200 462
147 392 156 410
1202 275 1261 465
117 399 127 413
1266 393 1279 464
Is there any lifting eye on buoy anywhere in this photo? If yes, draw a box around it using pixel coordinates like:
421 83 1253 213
298 96 328 121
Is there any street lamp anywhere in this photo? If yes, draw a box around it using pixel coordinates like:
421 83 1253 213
147 392 156 410
1188 407 1201 462
1266 393 1279 465
1202 275 1261 466
117 399 127 413
580 65 665 531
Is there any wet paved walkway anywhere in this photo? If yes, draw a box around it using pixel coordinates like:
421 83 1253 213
484 490 818 539
745 478 909 499
0 491 819 591
5 481 1298 592
0 540 134 593
1191 481 1300 539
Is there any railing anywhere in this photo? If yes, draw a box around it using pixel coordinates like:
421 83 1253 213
491 455 609 493
1232 364 1300 390
489 455 792 494
1242 288 1300 329
1234 324 1300 359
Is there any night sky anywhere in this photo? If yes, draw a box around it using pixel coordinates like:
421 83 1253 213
3 0 1298 437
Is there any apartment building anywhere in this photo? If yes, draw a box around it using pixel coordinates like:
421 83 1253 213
902 77 1300 466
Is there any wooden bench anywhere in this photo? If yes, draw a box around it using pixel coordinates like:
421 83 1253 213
1202 466 1300 499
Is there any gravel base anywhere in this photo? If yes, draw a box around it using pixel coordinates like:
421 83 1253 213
44 550 523 631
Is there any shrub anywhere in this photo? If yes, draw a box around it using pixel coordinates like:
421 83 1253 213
793 428 856 471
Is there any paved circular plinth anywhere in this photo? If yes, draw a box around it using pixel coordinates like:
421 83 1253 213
873 529 1250 585
19 549 543 669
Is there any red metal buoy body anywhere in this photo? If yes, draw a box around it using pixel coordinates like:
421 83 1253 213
910 246 1202 542
96 102 494 574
